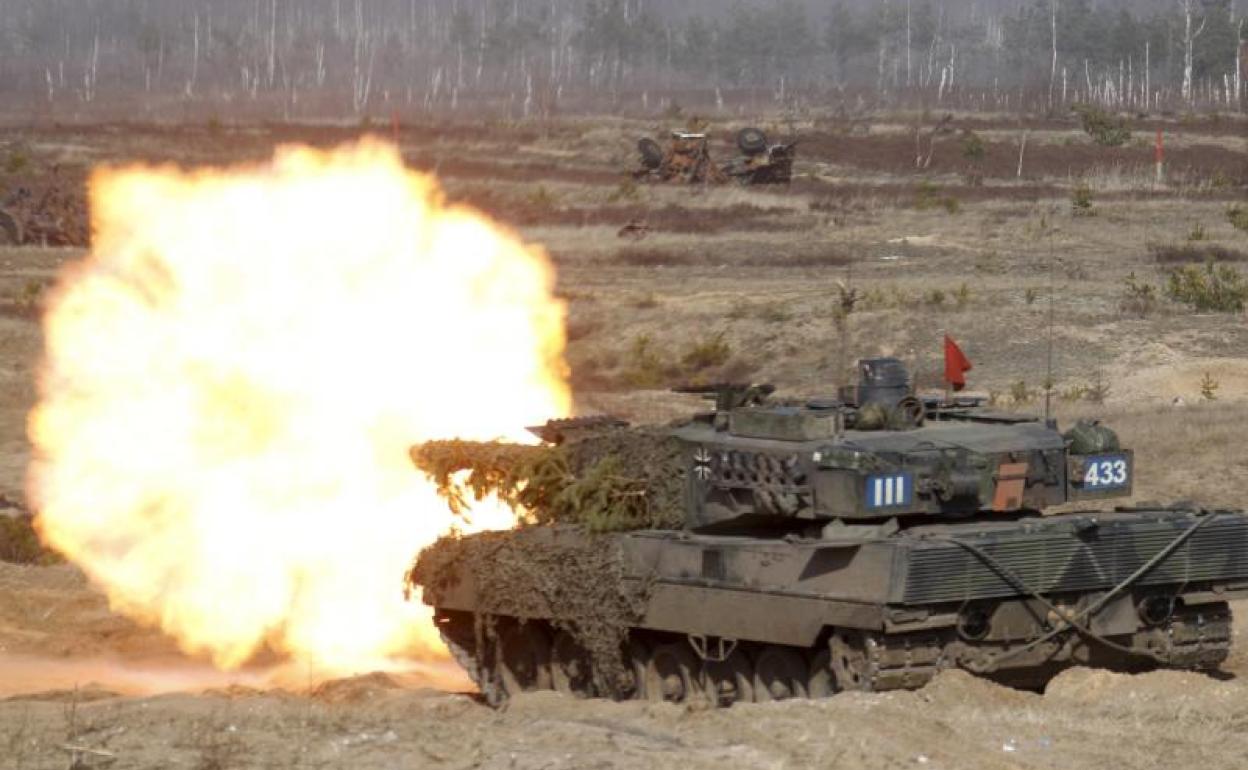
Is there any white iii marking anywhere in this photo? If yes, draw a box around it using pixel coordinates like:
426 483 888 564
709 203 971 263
872 475 907 507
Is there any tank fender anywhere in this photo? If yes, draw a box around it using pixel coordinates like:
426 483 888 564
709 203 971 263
638 582 885 646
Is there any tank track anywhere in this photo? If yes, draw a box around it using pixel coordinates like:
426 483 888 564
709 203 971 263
439 627 483 689
439 603 1232 705
438 626 509 705
838 602 1232 692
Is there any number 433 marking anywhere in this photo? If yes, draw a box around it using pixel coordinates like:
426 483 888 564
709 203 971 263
1083 455 1129 488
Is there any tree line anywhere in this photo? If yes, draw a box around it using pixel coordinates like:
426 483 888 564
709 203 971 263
0 0 1243 120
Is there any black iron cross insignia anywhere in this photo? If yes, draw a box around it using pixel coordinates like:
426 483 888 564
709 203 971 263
693 447 713 481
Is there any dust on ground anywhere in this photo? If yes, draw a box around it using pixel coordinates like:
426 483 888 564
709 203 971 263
3 653 1248 769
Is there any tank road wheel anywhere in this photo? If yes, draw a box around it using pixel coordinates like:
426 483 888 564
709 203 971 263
830 631 875 692
551 631 595 698
753 647 809 701
644 641 702 703
706 648 755 706
498 623 553 695
623 637 652 700
807 648 838 698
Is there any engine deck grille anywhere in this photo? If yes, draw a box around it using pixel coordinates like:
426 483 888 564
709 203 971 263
901 514 1248 605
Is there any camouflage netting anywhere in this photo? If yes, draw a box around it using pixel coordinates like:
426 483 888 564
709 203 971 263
407 527 652 697
408 428 685 695
410 427 686 532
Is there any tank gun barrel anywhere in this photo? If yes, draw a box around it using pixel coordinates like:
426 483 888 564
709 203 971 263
672 382 775 412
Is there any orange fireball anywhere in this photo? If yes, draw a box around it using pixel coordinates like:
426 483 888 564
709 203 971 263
27 139 569 676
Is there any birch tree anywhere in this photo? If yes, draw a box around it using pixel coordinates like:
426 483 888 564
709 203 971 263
1181 0 1207 103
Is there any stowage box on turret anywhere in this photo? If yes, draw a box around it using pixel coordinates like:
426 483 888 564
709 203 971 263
407 359 1248 705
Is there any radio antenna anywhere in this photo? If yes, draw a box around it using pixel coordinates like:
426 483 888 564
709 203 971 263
1044 211 1056 421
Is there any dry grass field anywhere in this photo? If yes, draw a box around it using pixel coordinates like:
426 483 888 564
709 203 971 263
0 112 1246 768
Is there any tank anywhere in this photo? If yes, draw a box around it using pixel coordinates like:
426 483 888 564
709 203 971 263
407 358 1248 705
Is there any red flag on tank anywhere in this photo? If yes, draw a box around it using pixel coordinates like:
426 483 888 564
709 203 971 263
944 335 972 391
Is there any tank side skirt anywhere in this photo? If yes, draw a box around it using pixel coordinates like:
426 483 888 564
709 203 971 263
638 581 885 646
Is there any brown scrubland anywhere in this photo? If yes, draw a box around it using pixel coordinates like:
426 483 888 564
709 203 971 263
1 111 1247 768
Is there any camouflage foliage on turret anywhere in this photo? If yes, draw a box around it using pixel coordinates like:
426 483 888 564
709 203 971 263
410 427 686 532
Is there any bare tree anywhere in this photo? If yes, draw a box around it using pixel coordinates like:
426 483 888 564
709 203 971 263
351 0 376 113
186 13 200 98
1180 0 1208 104
1236 22 1246 109
906 0 913 88
83 28 99 103
1048 0 1058 108
267 0 278 90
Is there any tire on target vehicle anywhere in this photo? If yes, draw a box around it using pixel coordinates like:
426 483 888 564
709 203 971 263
737 127 769 156
637 137 664 169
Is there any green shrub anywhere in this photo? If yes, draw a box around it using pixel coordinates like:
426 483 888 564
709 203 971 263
681 331 731 371
1086 369 1110 404
1228 205 1248 234
960 130 986 163
915 181 960 214
953 283 972 309
2 279 48 320
1164 261 1248 312
0 516 60 565
3 148 29 174
1200 372 1219 401
1058 384 1088 402
1071 183 1094 216
1056 373 1110 404
859 288 888 310
1187 222 1208 242
1121 271 1158 317
1073 104 1131 147
624 334 668 388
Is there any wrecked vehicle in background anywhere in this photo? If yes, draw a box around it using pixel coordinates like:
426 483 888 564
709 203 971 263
634 131 727 185
721 127 796 185
633 127 795 186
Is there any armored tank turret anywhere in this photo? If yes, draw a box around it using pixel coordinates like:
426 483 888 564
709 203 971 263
670 357 1132 531
407 359 1248 706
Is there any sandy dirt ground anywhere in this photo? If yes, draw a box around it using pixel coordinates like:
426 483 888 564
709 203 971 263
1 117 1247 768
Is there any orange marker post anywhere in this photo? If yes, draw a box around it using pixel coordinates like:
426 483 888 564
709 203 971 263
1155 128 1164 184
